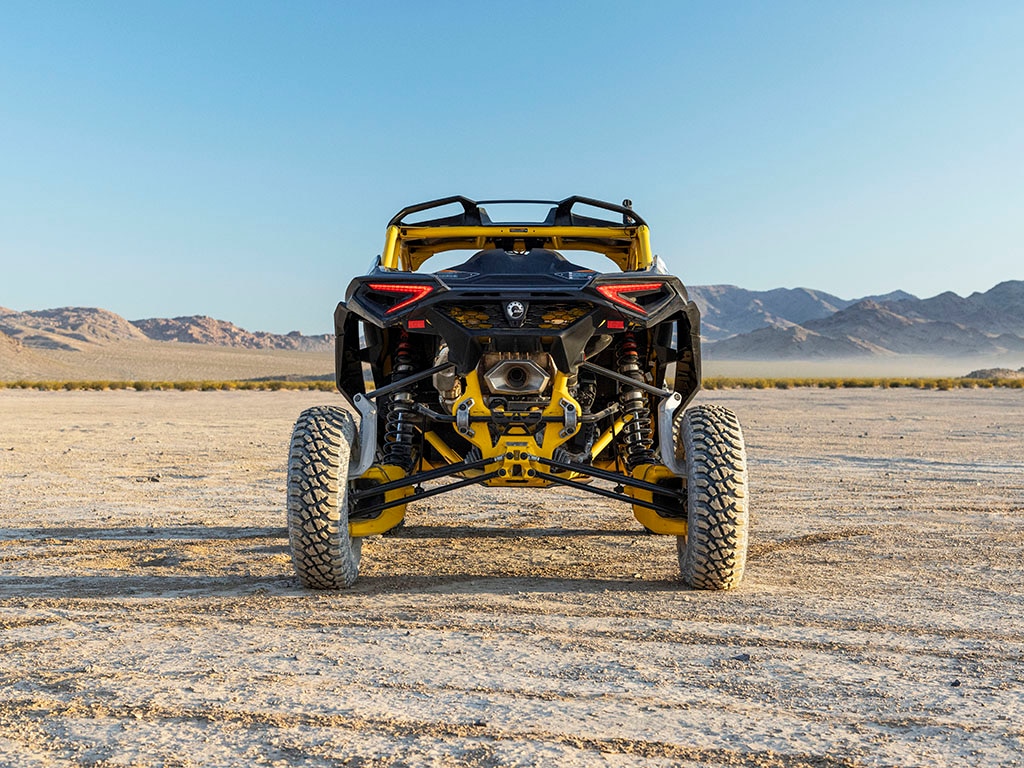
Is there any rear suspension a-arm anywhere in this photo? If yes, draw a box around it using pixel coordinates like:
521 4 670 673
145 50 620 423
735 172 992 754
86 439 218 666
530 470 683 518
348 456 502 517
527 453 685 518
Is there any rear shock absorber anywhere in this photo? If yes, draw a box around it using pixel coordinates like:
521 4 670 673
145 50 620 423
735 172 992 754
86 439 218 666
616 332 656 470
382 331 418 472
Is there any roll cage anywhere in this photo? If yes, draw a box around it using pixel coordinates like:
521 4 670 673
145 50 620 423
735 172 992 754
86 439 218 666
379 196 656 273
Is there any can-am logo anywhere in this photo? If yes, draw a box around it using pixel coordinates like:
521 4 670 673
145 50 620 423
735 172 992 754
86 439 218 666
504 301 527 326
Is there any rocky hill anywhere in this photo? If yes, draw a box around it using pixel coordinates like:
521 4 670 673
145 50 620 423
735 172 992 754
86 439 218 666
705 281 1024 360
872 281 1024 336
687 286 848 340
965 366 1024 379
695 322 887 359
0 307 331 360
131 316 332 352
0 307 332 353
689 286 916 341
0 306 149 350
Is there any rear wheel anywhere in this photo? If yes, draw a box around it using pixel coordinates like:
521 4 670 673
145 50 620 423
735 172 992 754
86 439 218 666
677 404 749 590
287 406 362 589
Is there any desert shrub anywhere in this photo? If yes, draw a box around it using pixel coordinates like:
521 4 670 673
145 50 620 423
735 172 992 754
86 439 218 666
16 375 1016 393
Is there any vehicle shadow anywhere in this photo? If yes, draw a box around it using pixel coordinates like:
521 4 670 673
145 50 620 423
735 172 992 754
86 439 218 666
0 525 286 542
0 572 688 600
0 523 689 600
388 524 641 539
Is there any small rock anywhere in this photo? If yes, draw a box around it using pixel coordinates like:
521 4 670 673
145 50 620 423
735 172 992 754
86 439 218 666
951 679 962 687
732 653 752 662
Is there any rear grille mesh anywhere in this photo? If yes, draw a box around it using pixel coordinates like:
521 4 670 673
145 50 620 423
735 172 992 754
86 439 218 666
441 303 592 330
529 304 590 329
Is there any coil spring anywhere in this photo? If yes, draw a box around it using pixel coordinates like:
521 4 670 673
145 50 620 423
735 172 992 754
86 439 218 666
382 332 417 472
616 333 656 470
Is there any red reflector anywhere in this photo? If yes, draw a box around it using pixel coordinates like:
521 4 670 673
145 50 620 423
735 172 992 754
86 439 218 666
606 320 625 330
366 283 434 313
407 319 426 329
595 282 663 313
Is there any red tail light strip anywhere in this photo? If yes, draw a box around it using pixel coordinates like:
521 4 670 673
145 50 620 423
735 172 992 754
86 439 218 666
595 282 663 314
366 283 434 314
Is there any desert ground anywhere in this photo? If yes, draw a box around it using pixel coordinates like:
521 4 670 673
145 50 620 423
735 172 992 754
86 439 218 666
0 340 334 382
0 387 1021 767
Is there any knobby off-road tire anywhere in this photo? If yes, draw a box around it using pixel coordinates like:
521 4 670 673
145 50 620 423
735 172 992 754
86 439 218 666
287 406 362 589
677 404 749 590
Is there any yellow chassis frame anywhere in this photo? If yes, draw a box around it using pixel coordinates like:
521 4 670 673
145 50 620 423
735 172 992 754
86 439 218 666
380 224 655 273
349 370 687 538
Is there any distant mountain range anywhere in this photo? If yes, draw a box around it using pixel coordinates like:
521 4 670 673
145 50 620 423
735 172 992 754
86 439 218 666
687 286 918 341
0 307 332 353
699 280 1024 360
2 279 1024 363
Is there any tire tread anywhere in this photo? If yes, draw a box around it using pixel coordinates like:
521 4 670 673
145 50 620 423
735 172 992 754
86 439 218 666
287 406 361 589
678 404 749 590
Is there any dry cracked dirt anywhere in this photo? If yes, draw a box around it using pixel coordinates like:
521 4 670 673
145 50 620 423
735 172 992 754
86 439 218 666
0 388 1021 767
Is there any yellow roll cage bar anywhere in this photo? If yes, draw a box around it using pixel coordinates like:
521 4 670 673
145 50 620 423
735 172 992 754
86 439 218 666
378 197 655 273
381 224 654 273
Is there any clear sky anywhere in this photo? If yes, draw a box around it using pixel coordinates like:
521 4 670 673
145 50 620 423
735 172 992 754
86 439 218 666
2 1 1022 334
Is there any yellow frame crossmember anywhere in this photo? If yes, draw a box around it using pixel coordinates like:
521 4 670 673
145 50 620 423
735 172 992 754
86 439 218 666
380 224 654 273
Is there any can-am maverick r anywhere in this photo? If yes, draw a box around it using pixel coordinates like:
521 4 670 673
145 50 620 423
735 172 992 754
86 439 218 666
287 196 748 590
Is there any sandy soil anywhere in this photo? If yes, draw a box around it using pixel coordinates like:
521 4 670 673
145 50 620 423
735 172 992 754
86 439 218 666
0 388 1021 767
0 340 333 382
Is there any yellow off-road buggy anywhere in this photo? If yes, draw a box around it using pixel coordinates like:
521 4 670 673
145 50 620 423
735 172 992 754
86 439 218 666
287 197 748 589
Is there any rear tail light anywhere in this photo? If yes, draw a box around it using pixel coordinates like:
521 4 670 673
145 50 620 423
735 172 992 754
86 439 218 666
595 282 663 314
366 283 434 313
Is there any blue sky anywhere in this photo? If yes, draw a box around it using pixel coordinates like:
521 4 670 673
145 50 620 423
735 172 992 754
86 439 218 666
2 1 1022 334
